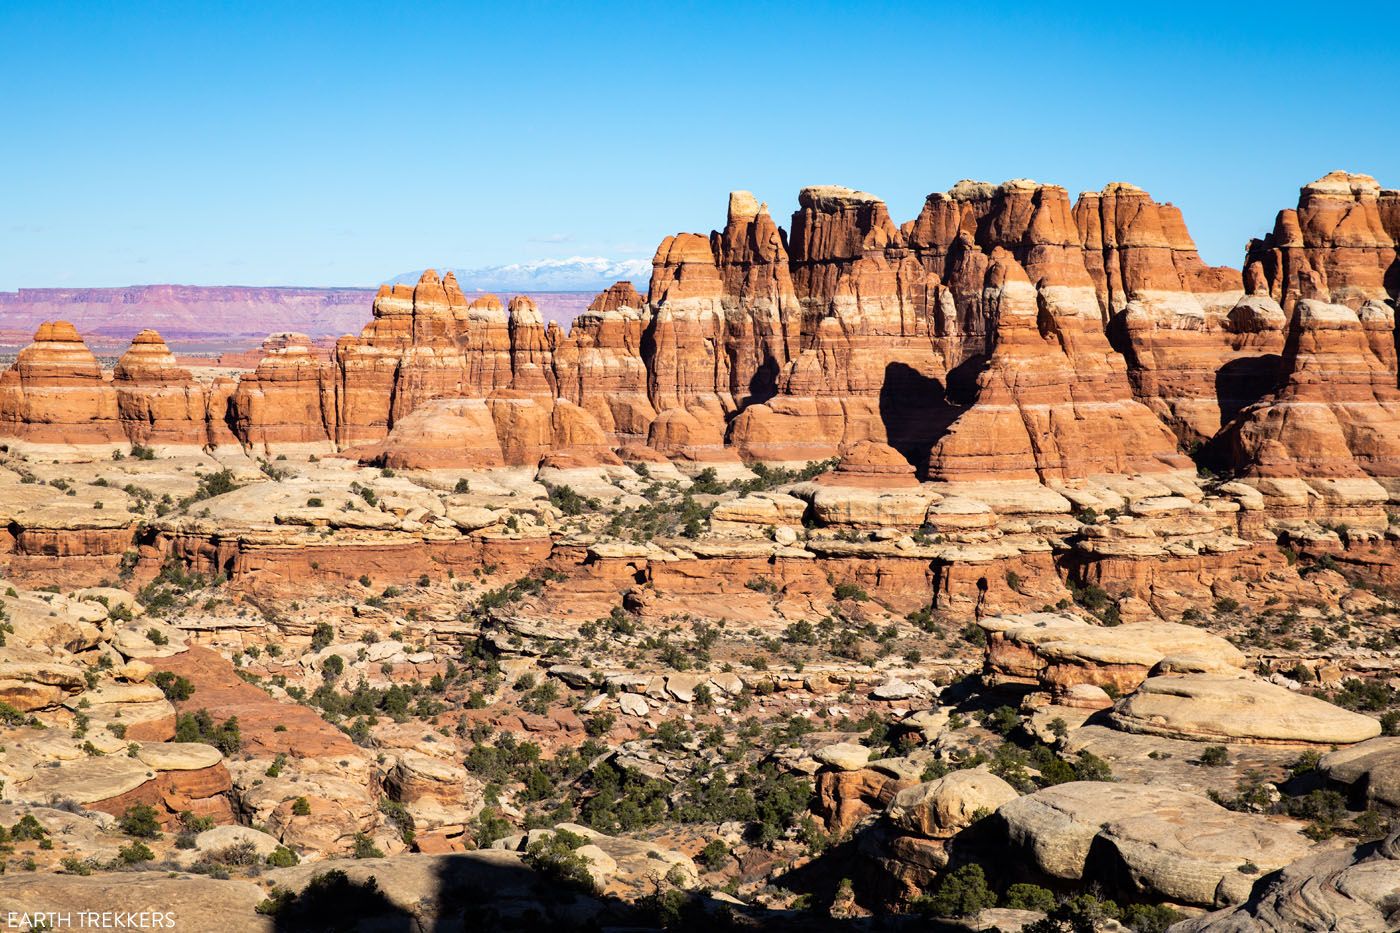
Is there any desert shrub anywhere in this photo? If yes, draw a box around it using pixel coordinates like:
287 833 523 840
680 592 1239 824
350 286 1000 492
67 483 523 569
151 671 194 701
544 483 600 517
1200 745 1230 767
522 828 597 894
984 705 1020 736
698 838 730 870
174 710 240 754
190 469 239 502
832 582 868 602
351 832 384 859
118 804 161 839
1003 883 1056 912
210 841 259 866
10 814 47 841
1122 903 1186 933
266 845 300 867
916 864 996 918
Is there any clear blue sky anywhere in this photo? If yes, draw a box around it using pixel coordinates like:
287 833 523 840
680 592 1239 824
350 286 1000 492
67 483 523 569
2 1 1396 290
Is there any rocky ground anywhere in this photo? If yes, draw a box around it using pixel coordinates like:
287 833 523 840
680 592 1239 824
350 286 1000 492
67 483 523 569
0 445 1397 932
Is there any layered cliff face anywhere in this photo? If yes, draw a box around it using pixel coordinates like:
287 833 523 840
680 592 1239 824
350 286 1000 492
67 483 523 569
0 322 128 456
1074 182 1242 320
215 332 328 370
730 186 955 464
1245 171 1400 312
1069 183 1256 446
0 324 249 457
926 237 1190 484
231 340 337 456
2 171 1395 501
551 282 655 445
644 193 807 461
113 330 214 451
1221 298 1400 507
368 395 616 470
335 274 513 446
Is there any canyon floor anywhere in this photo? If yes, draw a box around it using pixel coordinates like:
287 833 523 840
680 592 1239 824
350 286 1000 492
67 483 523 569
1 446 1397 932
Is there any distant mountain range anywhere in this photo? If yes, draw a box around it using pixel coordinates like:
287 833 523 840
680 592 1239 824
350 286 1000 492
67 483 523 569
0 281 607 351
0 258 652 351
390 257 651 292
0 285 377 342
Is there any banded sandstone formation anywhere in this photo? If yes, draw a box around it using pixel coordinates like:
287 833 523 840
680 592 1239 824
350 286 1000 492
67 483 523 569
0 171 1394 492
1245 171 1400 312
0 321 126 457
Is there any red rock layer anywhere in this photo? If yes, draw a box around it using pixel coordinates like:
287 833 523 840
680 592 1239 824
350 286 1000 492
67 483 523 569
369 395 616 470
1074 182 1242 321
214 332 329 370
0 324 251 455
1223 299 1400 482
5 172 1394 488
551 282 655 445
231 342 336 454
0 322 126 450
644 192 803 460
114 329 214 449
927 238 1190 483
1245 172 1400 312
816 440 919 488
332 272 568 448
1070 184 1251 445
730 186 956 463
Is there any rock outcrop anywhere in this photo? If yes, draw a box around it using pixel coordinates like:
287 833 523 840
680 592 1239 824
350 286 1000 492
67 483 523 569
368 395 617 471
1110 674 1383 746
979 612 1245 695
1318 736 1400 810
995 781 1313 907
1245 171 1400 312
925 234 1189 481
1221 298 1400 505
0 322 126 456
552 281 655 444
1174 829 1400 932
113 329 216 452
2 172 1396 508
231 340 336 455
729 185 953 464
1073 181 1256 447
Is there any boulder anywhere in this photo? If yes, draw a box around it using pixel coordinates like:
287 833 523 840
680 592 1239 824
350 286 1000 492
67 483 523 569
1110 674 1382 745
886 769 1019 839
813 742 872 772
1173 829 1400 932
194 823 284 858
996 781 1312 906
980 612 1244 695
1319 736 1400 809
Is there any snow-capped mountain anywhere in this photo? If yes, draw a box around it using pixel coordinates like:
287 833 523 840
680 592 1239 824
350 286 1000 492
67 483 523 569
389 257 650 292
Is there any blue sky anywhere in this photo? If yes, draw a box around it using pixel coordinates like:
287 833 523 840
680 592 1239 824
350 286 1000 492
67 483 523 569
2 1 1397 290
